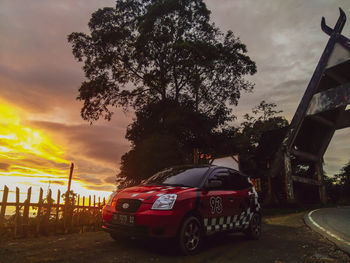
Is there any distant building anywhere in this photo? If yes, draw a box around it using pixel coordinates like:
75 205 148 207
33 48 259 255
211 155 240 171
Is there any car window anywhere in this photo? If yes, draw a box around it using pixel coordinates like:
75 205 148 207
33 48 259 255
207 169 230 190
143 166 210 187
207 169 252 190
227 170 252 190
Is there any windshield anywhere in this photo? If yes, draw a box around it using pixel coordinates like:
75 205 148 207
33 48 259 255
143 166 210 188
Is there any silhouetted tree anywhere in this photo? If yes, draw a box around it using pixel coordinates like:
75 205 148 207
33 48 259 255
325 162 350 203
68 0 256 122
118 100 239 185
117 100 288 186
237 101 289 175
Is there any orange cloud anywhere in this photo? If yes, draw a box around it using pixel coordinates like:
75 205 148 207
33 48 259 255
0 103 69 164
0 100 117 202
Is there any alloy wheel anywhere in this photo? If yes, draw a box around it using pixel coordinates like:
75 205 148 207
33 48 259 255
183 220 200 251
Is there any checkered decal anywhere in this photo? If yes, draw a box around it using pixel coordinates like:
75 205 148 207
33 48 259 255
204 190 260 233
204 208 253 233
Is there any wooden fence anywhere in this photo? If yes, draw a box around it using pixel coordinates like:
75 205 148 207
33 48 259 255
0 185 106 237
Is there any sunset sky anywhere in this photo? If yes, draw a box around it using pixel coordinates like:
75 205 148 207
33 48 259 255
0 0 350 202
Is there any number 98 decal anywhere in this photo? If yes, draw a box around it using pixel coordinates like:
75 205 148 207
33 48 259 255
210 196 223 214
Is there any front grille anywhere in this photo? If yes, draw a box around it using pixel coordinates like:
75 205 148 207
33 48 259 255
116 198 142 213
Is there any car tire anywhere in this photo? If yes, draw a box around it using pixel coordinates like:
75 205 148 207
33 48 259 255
178 216 202 255
244 213 261 240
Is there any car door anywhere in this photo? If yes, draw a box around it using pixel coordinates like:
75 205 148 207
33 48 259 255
227 170 255 229
199 168 234 234
224 170 243 219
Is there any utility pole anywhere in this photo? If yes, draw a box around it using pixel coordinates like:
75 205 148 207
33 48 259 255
67 163 74 193
64 162 74 233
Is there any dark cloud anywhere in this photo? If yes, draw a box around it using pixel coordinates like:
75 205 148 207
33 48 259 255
324 129 350 175
0 0 115 116
0 65 81 114
84 184 115 192
73 160 115 176
324 156 343 163
0 64 79 93
1 155 70 179
40 180 65 186
206 1 350 121
205 1 350 176
0 0 350 184
76 174 104 186
104 176 116 184
0 163 10 171
29 120 130 167
20 158 70 170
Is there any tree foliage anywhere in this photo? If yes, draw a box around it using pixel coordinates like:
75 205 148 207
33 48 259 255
325 161 350 204
241 101 288 146
117 99 239 187
68 0 256 122
236 101 289 174
338 162 350 185
117 100 287 186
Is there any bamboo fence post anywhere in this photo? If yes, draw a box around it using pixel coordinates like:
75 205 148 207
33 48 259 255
93 194 96 226
0 185 9 228
36 188 43 234
0 186 106 237
81 196 85 233
55 189 60 232
22 187 32 236
44 189 52 232
77 195 80 228
88 196 91 228
14 187 20 237
23 187 32 221
97 196 101 228
64 191 68 231
93 195 96 229
70 194 75 228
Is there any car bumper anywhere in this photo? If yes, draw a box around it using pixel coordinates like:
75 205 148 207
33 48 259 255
102 206 184 238
102 223 149 238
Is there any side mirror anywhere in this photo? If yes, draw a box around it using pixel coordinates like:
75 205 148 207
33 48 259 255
206 179 222 189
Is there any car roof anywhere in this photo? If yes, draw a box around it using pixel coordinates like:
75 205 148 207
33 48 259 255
157 164 251 177
163 164 241 173
164 164 213 169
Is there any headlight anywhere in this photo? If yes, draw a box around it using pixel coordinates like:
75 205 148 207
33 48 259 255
107 191 117 206
151 194 177 210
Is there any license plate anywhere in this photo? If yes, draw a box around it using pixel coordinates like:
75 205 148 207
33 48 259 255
113 213 135 226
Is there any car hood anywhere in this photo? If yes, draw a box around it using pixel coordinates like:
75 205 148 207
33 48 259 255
116 185 195 203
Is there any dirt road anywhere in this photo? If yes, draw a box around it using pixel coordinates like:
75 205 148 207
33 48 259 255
0 212 349 263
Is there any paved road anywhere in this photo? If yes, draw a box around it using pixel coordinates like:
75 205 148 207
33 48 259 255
305 206 350 254
1 212 349 263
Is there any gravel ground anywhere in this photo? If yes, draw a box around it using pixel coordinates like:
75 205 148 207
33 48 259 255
0 212 349 263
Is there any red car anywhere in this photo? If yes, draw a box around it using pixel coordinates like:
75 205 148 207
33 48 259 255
102 165 261 254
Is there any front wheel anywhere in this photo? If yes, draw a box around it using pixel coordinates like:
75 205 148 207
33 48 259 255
244 213 261 240
178 216 202 255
